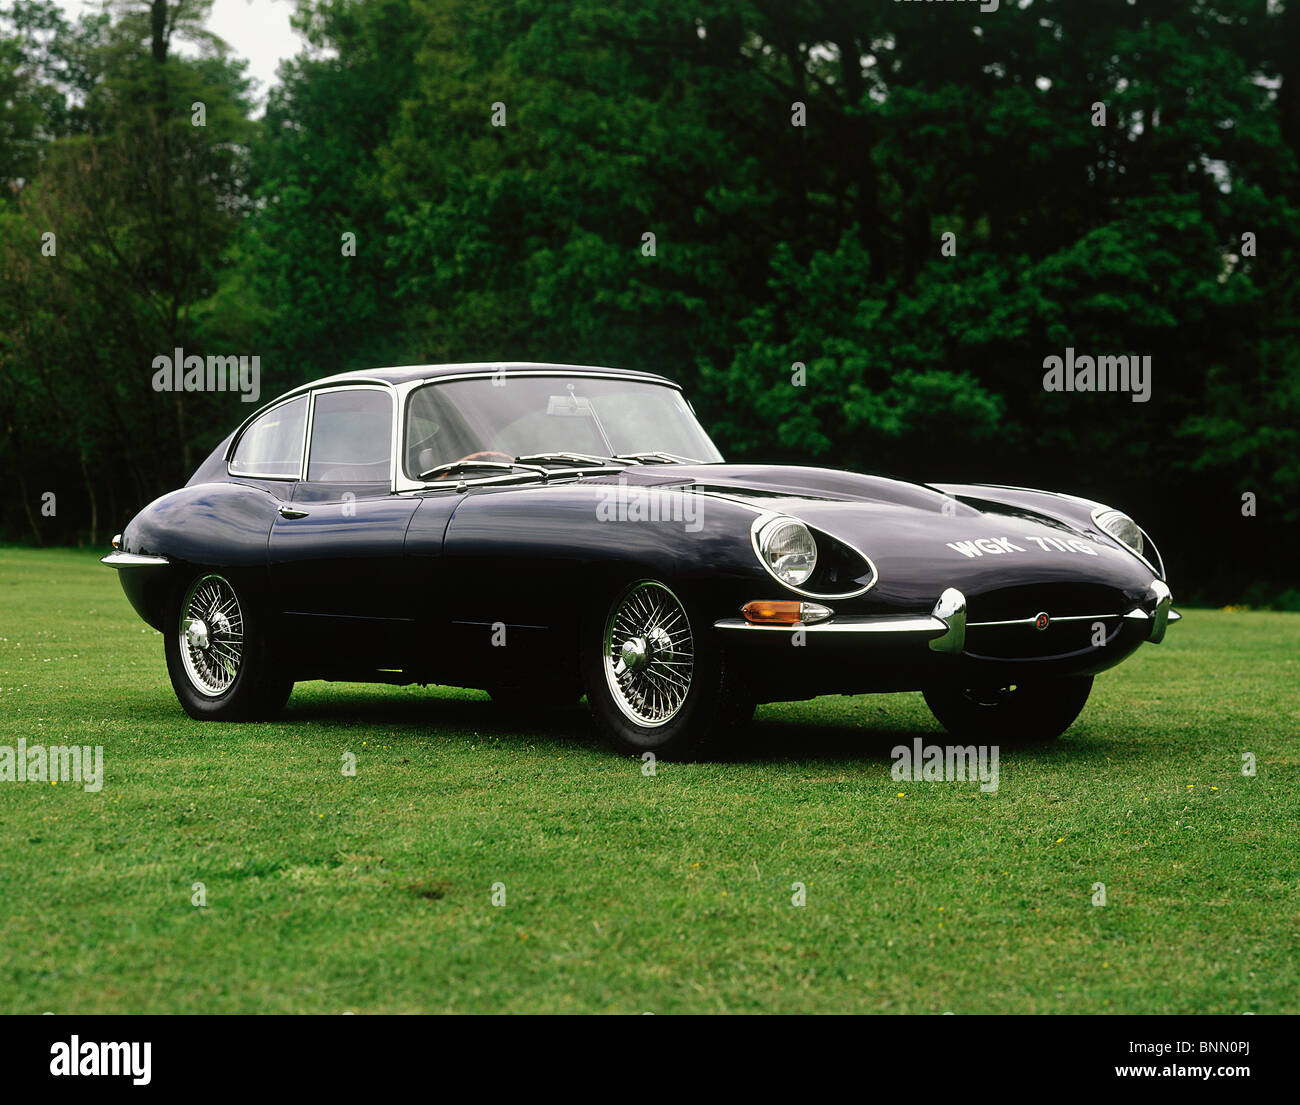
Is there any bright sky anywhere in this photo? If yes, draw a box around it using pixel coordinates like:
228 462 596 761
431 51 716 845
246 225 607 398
52 0 305 103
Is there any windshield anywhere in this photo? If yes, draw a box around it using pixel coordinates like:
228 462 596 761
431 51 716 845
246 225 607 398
403 376 722 479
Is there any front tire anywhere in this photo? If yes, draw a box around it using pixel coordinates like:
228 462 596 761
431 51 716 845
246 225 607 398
581 579 752 759
164 571 292 721
923 676 1093 743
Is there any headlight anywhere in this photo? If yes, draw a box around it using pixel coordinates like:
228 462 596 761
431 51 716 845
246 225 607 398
755 516 817 588
1093 508 1144 556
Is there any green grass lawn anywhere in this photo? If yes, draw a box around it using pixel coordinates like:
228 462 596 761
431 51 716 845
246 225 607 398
0 546 1296 1013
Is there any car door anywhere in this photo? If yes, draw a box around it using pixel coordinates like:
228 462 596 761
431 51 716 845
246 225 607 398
268 385 421 672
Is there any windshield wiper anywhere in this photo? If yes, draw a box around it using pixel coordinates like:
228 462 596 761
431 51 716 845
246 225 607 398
615 451 697 464
417 460 547 481
514 452 633 468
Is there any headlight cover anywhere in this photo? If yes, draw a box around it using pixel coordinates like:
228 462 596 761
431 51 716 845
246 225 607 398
1093 508 1144 556
755 516 818 588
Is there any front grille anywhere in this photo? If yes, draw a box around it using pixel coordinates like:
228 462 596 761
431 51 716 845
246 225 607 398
962 583 1134 660
965 582 1124 623
965 616 1122 660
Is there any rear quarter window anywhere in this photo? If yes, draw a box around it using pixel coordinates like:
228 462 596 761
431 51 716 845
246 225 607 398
228 396 308 478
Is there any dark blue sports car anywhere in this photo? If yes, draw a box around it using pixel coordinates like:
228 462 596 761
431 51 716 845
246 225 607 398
104 362 1179 757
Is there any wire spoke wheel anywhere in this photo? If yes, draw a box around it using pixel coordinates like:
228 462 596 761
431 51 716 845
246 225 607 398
603 581 694 727
178 574 245 697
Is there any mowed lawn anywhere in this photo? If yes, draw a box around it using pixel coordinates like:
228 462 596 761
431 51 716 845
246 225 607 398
0 547 1296 1014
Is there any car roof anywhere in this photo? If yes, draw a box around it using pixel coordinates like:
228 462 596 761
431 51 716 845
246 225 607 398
225 362 685 465
289 361 678 391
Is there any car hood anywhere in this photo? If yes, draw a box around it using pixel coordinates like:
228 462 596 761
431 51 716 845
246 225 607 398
660 464 1157 610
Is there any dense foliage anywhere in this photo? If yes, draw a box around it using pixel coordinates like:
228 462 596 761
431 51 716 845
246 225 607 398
1 0 1296 603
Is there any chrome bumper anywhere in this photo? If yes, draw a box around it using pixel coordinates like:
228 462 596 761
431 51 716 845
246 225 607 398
714 583 1180 649
101 551 170 567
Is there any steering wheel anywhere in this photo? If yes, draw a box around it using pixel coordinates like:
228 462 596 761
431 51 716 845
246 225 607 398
433 450 515 480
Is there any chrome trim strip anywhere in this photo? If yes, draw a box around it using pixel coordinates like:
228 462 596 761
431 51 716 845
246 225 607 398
300 388 314 481
403 367 680 391
298 383 396 489
101 551 170 567
967 605 1182 631
1135 524 1164 578
970 611 1131 628
713 614 943 636
747 511 878 601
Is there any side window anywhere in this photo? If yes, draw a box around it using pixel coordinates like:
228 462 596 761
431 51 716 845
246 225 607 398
228 396 307 478
307 389 393 483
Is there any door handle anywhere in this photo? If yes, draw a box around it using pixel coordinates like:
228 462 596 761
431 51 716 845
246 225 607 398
278 506 310 519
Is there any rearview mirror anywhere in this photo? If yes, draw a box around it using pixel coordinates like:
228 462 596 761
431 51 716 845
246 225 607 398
546 394 594 416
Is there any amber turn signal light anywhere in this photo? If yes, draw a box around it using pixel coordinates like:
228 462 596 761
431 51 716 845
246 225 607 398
741 599 832 625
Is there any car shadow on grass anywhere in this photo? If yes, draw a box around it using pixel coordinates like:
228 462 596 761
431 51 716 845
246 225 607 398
280 688 606 753
273 686 1110 767
728 717 1117 767
280 688 916 763
730 718 936 764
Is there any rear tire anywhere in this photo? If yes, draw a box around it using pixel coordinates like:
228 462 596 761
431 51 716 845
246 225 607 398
165 571 293 721
581 579 752 760
923 676 1093 743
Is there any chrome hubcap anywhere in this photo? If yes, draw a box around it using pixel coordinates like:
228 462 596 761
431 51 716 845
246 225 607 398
620 637 649 672
185 618 210 650
179 575 244 697
603 581 694 727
